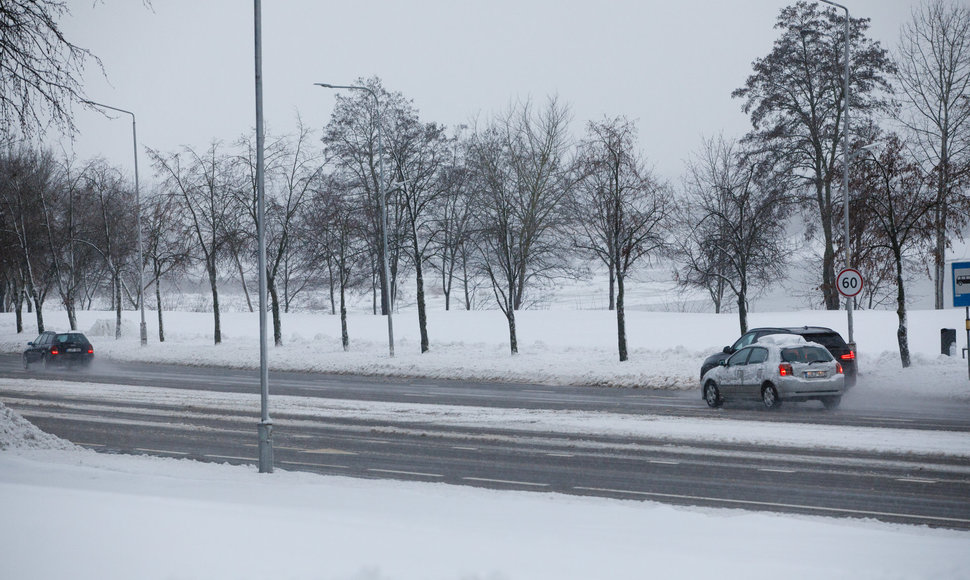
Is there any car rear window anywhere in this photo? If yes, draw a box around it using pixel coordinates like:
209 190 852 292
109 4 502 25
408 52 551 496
802 332 847 350
56 333 87 343
781 346 833 363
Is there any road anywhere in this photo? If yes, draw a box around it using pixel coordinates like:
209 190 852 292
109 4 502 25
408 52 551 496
2 353 969 530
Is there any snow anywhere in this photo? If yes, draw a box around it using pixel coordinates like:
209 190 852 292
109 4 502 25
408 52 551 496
2 301 970 578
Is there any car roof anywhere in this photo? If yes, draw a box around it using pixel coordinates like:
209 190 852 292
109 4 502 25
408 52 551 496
749 326 839 335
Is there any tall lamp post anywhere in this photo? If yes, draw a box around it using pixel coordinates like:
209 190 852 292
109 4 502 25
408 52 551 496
819 0 854 352
315 82 395 358
84 100 148 347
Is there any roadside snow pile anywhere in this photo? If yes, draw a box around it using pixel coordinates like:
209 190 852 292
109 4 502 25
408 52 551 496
0 402 78 451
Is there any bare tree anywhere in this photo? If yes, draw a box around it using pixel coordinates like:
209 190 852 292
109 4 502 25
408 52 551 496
142 187 192 342
387 111 449 353
431 132 479 311
0 0 103 138
678 136 792 334
468 97 574 354
149 143 238 345
896 0 970 309
572 117 671 362
852 134 936 367
0 144 57 332
733 1 894 310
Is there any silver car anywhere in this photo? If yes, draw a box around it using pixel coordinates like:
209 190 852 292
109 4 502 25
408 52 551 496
701 336 845 410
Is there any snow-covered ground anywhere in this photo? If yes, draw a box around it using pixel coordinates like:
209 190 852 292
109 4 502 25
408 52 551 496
2 297 970 578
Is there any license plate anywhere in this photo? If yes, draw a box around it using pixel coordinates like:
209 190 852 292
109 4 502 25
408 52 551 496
67 348 81 353
804 370 826 378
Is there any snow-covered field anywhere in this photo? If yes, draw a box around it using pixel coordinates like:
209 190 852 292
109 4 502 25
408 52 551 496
2 295 970 578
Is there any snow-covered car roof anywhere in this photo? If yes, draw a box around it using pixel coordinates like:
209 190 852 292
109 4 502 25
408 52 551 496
754 334 809 347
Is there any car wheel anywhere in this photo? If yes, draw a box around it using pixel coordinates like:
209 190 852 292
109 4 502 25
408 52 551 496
822 396 842 410
761 383 781 409
704 381 722 408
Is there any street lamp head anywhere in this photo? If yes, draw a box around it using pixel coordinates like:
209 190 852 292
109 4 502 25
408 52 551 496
314 83 335 89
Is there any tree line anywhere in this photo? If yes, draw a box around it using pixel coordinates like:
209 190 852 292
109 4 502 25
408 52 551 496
2 0 969 367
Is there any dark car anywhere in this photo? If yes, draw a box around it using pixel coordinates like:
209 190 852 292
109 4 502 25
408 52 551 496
700 326 856 387
23 331 95 370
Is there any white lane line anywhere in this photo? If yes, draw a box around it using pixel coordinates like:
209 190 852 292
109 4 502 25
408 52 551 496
573 487 970 525
368 468 443 478
302 448 357 455
401 393 435 398
649 459 681 465
204 455 253 462
280 461 348 470
547 452 574 457
453 446 478 451
758 468 797 473
463 477 549 488
896 477 937 484
134 448 189 456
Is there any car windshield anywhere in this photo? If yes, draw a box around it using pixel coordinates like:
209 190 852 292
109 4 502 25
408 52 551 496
781 346 833 364
56 333 87 343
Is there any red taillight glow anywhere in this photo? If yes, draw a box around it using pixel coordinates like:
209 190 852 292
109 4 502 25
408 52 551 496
50 348 59 355
840 351 855 360
836 363 844 374
779 363 793 376
88 347 94 354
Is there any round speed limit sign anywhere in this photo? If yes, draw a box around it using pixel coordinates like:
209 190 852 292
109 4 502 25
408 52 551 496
837 268 863 297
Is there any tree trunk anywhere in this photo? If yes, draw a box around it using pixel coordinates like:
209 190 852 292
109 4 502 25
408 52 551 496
413 237 429 353
616 271 627 362
340 275 349 351
14 288 23 333
896 255 911 367
270 278 282 347
934 203 947 310
156 278 165 343
506 307 518 355
207 262 222 345
608 262 616 311
66 298 77 331
114 272 122 340
738 278 749 335
236 254 254 313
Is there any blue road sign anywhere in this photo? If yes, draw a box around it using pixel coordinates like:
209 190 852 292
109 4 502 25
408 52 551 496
953 262 970 307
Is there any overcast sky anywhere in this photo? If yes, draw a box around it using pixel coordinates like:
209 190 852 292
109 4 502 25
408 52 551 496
57 0 917 185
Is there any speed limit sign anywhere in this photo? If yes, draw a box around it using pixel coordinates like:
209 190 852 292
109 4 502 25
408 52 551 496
837 268 863 297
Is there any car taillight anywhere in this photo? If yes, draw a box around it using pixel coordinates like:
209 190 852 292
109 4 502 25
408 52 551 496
88 347 94 354
836 363 843 374
840 351 855 361
50 348 59 355
779 363 793 376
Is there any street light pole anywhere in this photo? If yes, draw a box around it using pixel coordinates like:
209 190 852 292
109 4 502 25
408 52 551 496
315 82 395 357
84 100 147 347
819 0 854 352
254 0 273 474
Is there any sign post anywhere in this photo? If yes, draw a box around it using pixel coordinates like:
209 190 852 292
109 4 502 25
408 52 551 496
837 268 863 356
951 262 970 381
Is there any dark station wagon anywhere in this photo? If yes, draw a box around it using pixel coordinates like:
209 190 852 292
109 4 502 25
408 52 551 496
23 331 95 370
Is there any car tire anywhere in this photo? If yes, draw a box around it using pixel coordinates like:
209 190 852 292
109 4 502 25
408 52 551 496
761 383 781 409
822 396 842 410
704 381 722 408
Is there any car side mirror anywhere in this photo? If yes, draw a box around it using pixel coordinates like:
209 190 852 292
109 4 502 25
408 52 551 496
718 359 728 367
27 342 33 346
722 346 731 354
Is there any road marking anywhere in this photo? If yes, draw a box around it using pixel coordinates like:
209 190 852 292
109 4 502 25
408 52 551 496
896 477 937 484
758 468 797 473
204 455 253 462
547 452 574 457
649 459 681 465
302 448 357 455
402 393 435 398
572 487 970 525
78 442 105 448
280 460 348 470
463 477 549 488
134 448 188 456
453 446 478 451
368 468 443 478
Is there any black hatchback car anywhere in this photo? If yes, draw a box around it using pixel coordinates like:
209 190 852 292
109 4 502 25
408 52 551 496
700 326 856 387
23 331 95 370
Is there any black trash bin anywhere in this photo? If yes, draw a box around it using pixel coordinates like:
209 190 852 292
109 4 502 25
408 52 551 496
942 328 956 356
